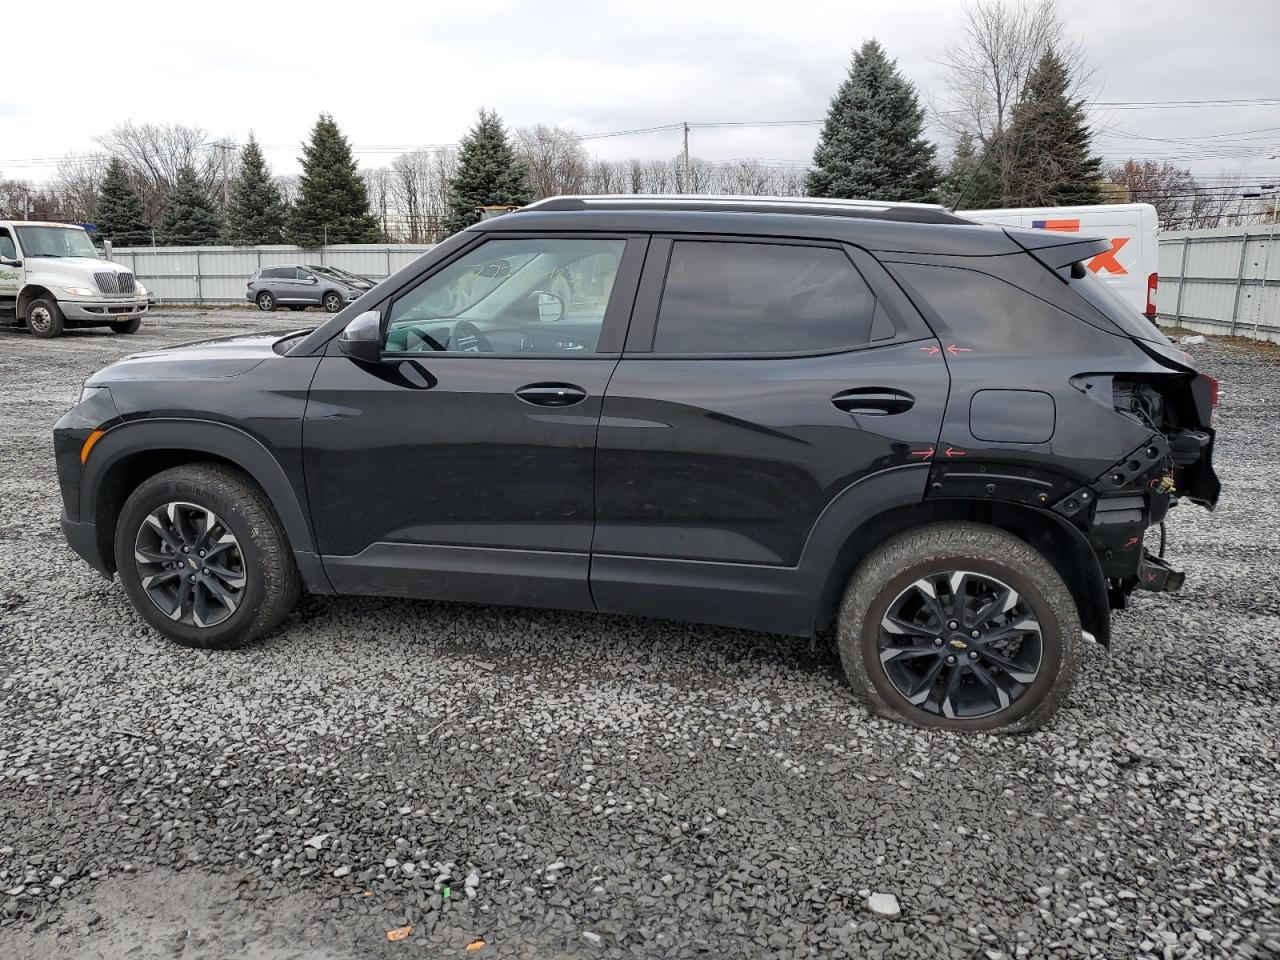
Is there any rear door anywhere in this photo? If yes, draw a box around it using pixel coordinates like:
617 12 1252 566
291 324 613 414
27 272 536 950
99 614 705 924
591 235 949 633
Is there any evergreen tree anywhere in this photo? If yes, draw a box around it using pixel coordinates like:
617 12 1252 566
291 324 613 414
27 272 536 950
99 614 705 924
286 114 379 246
1002 47 1103 206
806 39 940 203
443 109 532 235
224 134 287 245
943 132 1002 209
95 158 150 246
157 165 222 246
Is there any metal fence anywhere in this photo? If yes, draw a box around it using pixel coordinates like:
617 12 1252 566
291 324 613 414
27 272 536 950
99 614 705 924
1156 224 1279 343
109 244 436 304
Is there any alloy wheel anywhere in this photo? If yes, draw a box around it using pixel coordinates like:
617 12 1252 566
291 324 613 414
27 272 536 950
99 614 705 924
876 570 1043 720
133 502 246 628
324 294 341 312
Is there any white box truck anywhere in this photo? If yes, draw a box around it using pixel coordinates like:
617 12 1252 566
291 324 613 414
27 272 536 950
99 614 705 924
959 203 1159 319
0 221 148 338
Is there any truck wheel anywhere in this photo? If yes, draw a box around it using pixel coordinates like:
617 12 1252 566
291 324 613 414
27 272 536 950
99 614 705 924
110 317 142 334
836 522 1082 733
114 463 300 650
322 291 343 312
26 298 66 338
256 291 276 311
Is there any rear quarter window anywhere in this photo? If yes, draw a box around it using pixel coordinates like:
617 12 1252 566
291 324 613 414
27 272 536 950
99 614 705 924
1070 269 1171 345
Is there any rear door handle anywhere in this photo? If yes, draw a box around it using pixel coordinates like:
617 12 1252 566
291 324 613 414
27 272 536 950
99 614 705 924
831 388 915 416
515 382 588 407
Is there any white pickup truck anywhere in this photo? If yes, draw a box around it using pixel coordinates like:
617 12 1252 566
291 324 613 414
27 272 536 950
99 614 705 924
0 220 148 338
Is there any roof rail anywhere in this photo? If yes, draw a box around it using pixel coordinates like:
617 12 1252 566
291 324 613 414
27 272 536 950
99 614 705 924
517 194 971 224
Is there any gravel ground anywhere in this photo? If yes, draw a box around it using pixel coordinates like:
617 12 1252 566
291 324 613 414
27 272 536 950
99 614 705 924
0 309 1277 960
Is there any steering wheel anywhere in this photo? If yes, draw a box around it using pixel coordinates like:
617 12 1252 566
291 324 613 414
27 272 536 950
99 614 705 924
450 319 494 353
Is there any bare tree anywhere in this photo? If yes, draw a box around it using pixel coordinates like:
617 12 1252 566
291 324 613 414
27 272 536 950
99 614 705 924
95 122 218 221
275 175 301 210
515 125 589 198
936 0 1092 203
51 153 110 223
362 166 392 240
1107 160 1198 230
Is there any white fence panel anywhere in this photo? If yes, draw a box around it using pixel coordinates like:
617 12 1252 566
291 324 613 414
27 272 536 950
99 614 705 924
111 244 437 304
1156 224 1279 343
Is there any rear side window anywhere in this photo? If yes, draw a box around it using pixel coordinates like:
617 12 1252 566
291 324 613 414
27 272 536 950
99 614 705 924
261 267 291 279
653 241 877 354
1070 269 1171 345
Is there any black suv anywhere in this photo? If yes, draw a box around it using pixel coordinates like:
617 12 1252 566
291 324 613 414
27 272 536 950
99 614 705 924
54 196 1220 732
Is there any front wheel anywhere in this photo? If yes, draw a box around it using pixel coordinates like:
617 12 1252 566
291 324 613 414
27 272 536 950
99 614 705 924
26 298 66 338
110 316 142 334
256 291 276 311
837 522 1082 733
114 463 300 649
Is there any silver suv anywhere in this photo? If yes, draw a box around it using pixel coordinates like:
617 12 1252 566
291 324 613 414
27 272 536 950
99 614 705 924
244 264 373 313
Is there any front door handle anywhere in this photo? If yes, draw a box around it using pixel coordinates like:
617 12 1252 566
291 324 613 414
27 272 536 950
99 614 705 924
515 383 588 407
831 388 915 416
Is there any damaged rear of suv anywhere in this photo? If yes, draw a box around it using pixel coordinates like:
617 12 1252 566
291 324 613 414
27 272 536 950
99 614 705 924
53 195 1220 733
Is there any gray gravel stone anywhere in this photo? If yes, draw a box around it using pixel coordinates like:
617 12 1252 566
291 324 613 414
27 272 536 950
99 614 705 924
0 314 1277 960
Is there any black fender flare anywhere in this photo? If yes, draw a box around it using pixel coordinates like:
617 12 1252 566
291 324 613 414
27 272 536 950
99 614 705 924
80 418 329 592
798 465 1110 646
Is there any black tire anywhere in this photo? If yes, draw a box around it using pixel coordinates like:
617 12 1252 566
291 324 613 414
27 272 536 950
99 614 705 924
109 316 142 334
288 305 307 312
256 291 276 312
322 291 343 313
114 463 300 650
837 522 1082 733
26 297 65 338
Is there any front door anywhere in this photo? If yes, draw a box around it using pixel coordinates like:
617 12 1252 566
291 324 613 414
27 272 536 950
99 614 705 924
304 233 643 611
0 228 21 306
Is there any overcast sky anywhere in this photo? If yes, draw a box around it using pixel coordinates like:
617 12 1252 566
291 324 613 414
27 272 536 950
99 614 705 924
3 0 1277 188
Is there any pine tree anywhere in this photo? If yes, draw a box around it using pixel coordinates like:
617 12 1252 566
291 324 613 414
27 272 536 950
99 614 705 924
157 165 222 246
943 132 1002 209
1002 47 1103 206
286 114 379 246
224 134 287 245
96 158 150 246
443 109 532 235
806 39 940 203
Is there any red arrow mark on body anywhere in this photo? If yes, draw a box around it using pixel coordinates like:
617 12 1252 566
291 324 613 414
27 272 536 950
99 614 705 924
944 447 967 458
920 345 941 356
945 344 972 356
1124 537 1139 548
909 447 935 460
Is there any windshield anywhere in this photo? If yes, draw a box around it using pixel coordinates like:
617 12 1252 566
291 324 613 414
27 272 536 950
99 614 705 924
15 226 100 259
1070 269 1171 345
311 265 371 285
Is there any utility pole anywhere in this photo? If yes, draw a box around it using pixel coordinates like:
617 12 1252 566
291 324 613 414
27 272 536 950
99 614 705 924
214 139 234 207
681 122 690 195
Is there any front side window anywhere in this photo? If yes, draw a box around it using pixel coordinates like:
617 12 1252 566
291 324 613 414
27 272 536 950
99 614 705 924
653 240 877 354
0 230 15 260
385 238 625 355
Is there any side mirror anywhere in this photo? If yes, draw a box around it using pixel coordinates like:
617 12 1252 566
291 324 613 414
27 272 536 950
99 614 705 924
0 256 21 268
338 309 383 364
533 290 564 322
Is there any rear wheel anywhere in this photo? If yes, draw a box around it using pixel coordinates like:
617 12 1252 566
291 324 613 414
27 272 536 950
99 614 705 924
256 291 276 312
322 291 343 312
110 316 142 334
26 298 65 338
837 522 1081 733
114 463 300 649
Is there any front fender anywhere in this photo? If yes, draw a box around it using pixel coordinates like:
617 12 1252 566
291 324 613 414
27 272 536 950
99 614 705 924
80 418 331 593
